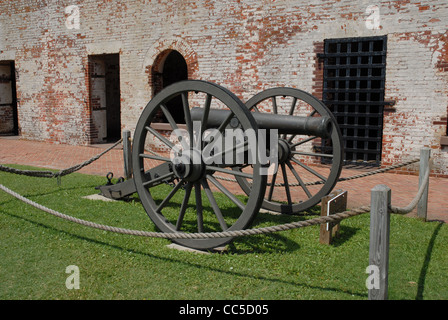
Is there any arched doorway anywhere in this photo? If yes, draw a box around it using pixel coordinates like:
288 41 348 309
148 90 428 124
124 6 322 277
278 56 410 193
153 50 188 123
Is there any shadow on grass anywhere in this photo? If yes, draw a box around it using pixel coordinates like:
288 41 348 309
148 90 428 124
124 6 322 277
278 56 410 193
416 222 444 300
0 177 103 200
1 208 367 299
229 232 302 254
329 225 361 247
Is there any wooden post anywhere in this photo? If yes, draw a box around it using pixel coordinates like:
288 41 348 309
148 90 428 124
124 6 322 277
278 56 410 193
122 130 132 180
320 189 347 245
417 147 431 221
368 184 391 300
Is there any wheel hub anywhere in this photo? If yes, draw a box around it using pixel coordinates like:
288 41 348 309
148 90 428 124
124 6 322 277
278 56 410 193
278 139 292 164
172 149 205 182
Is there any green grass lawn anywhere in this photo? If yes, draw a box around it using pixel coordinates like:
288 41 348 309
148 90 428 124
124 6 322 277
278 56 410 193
0 165 447 300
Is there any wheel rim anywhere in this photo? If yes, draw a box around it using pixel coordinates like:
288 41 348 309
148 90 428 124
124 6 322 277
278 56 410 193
132 80 267 249
235 87 343 214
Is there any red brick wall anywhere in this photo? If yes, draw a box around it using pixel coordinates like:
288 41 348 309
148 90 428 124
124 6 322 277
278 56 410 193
0 0 446 176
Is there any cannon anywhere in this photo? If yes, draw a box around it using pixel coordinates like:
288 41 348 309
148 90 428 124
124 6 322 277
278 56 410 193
98 80 343 250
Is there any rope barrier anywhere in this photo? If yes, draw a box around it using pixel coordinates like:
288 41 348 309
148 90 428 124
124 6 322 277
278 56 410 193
0 138 123 181
0 157 431 240
214 158 420 186
0 183 371 239
336 159 420 183
389 163 430 215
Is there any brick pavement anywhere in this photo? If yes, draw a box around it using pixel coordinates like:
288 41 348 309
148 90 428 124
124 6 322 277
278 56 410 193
1 136 447 223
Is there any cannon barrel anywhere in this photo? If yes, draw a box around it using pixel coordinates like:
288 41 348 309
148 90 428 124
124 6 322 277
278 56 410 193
190 107 333 138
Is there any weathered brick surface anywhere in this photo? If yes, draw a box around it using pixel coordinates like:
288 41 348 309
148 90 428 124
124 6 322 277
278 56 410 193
0 0 447 176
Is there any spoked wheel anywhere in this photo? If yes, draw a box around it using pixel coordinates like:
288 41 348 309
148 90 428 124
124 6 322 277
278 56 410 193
234 87 343 214
132 80 267 250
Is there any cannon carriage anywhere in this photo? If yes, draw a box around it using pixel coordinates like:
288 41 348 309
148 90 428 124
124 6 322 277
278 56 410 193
99 80 343 250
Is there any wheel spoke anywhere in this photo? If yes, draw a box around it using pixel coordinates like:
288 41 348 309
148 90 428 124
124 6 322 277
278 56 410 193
145 125 177 150
206 174 245 211
271 96 278 114
194 182 204 232
144 147 161 157
197 94 213 150
206 166 253 179
291 150 333 158
211 139 248 162
290 136 318 148
201 94 212 131
248 103 258 112
176 182 192 231
280 163 292 205
155 179 185 213
216 112 234 133
286 160 312 198
282 97 298 139
139 153 171 162
289 97 297 115
267 171 278 201
160 104 179 131
181 92 193 139
287 134 297 143
142 171 175 188
202 178 228 230
290 157 327 182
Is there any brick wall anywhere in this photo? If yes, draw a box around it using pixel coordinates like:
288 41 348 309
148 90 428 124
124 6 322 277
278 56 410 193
0 0 447 176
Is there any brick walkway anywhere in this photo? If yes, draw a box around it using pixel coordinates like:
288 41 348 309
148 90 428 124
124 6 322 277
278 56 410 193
1 136 447 223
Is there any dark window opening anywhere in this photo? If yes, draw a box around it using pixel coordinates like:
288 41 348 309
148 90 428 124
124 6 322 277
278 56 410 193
0 61 18 136
321 36 387 166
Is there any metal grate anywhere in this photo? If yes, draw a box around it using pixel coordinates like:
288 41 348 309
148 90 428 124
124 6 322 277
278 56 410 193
320 36 387 166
